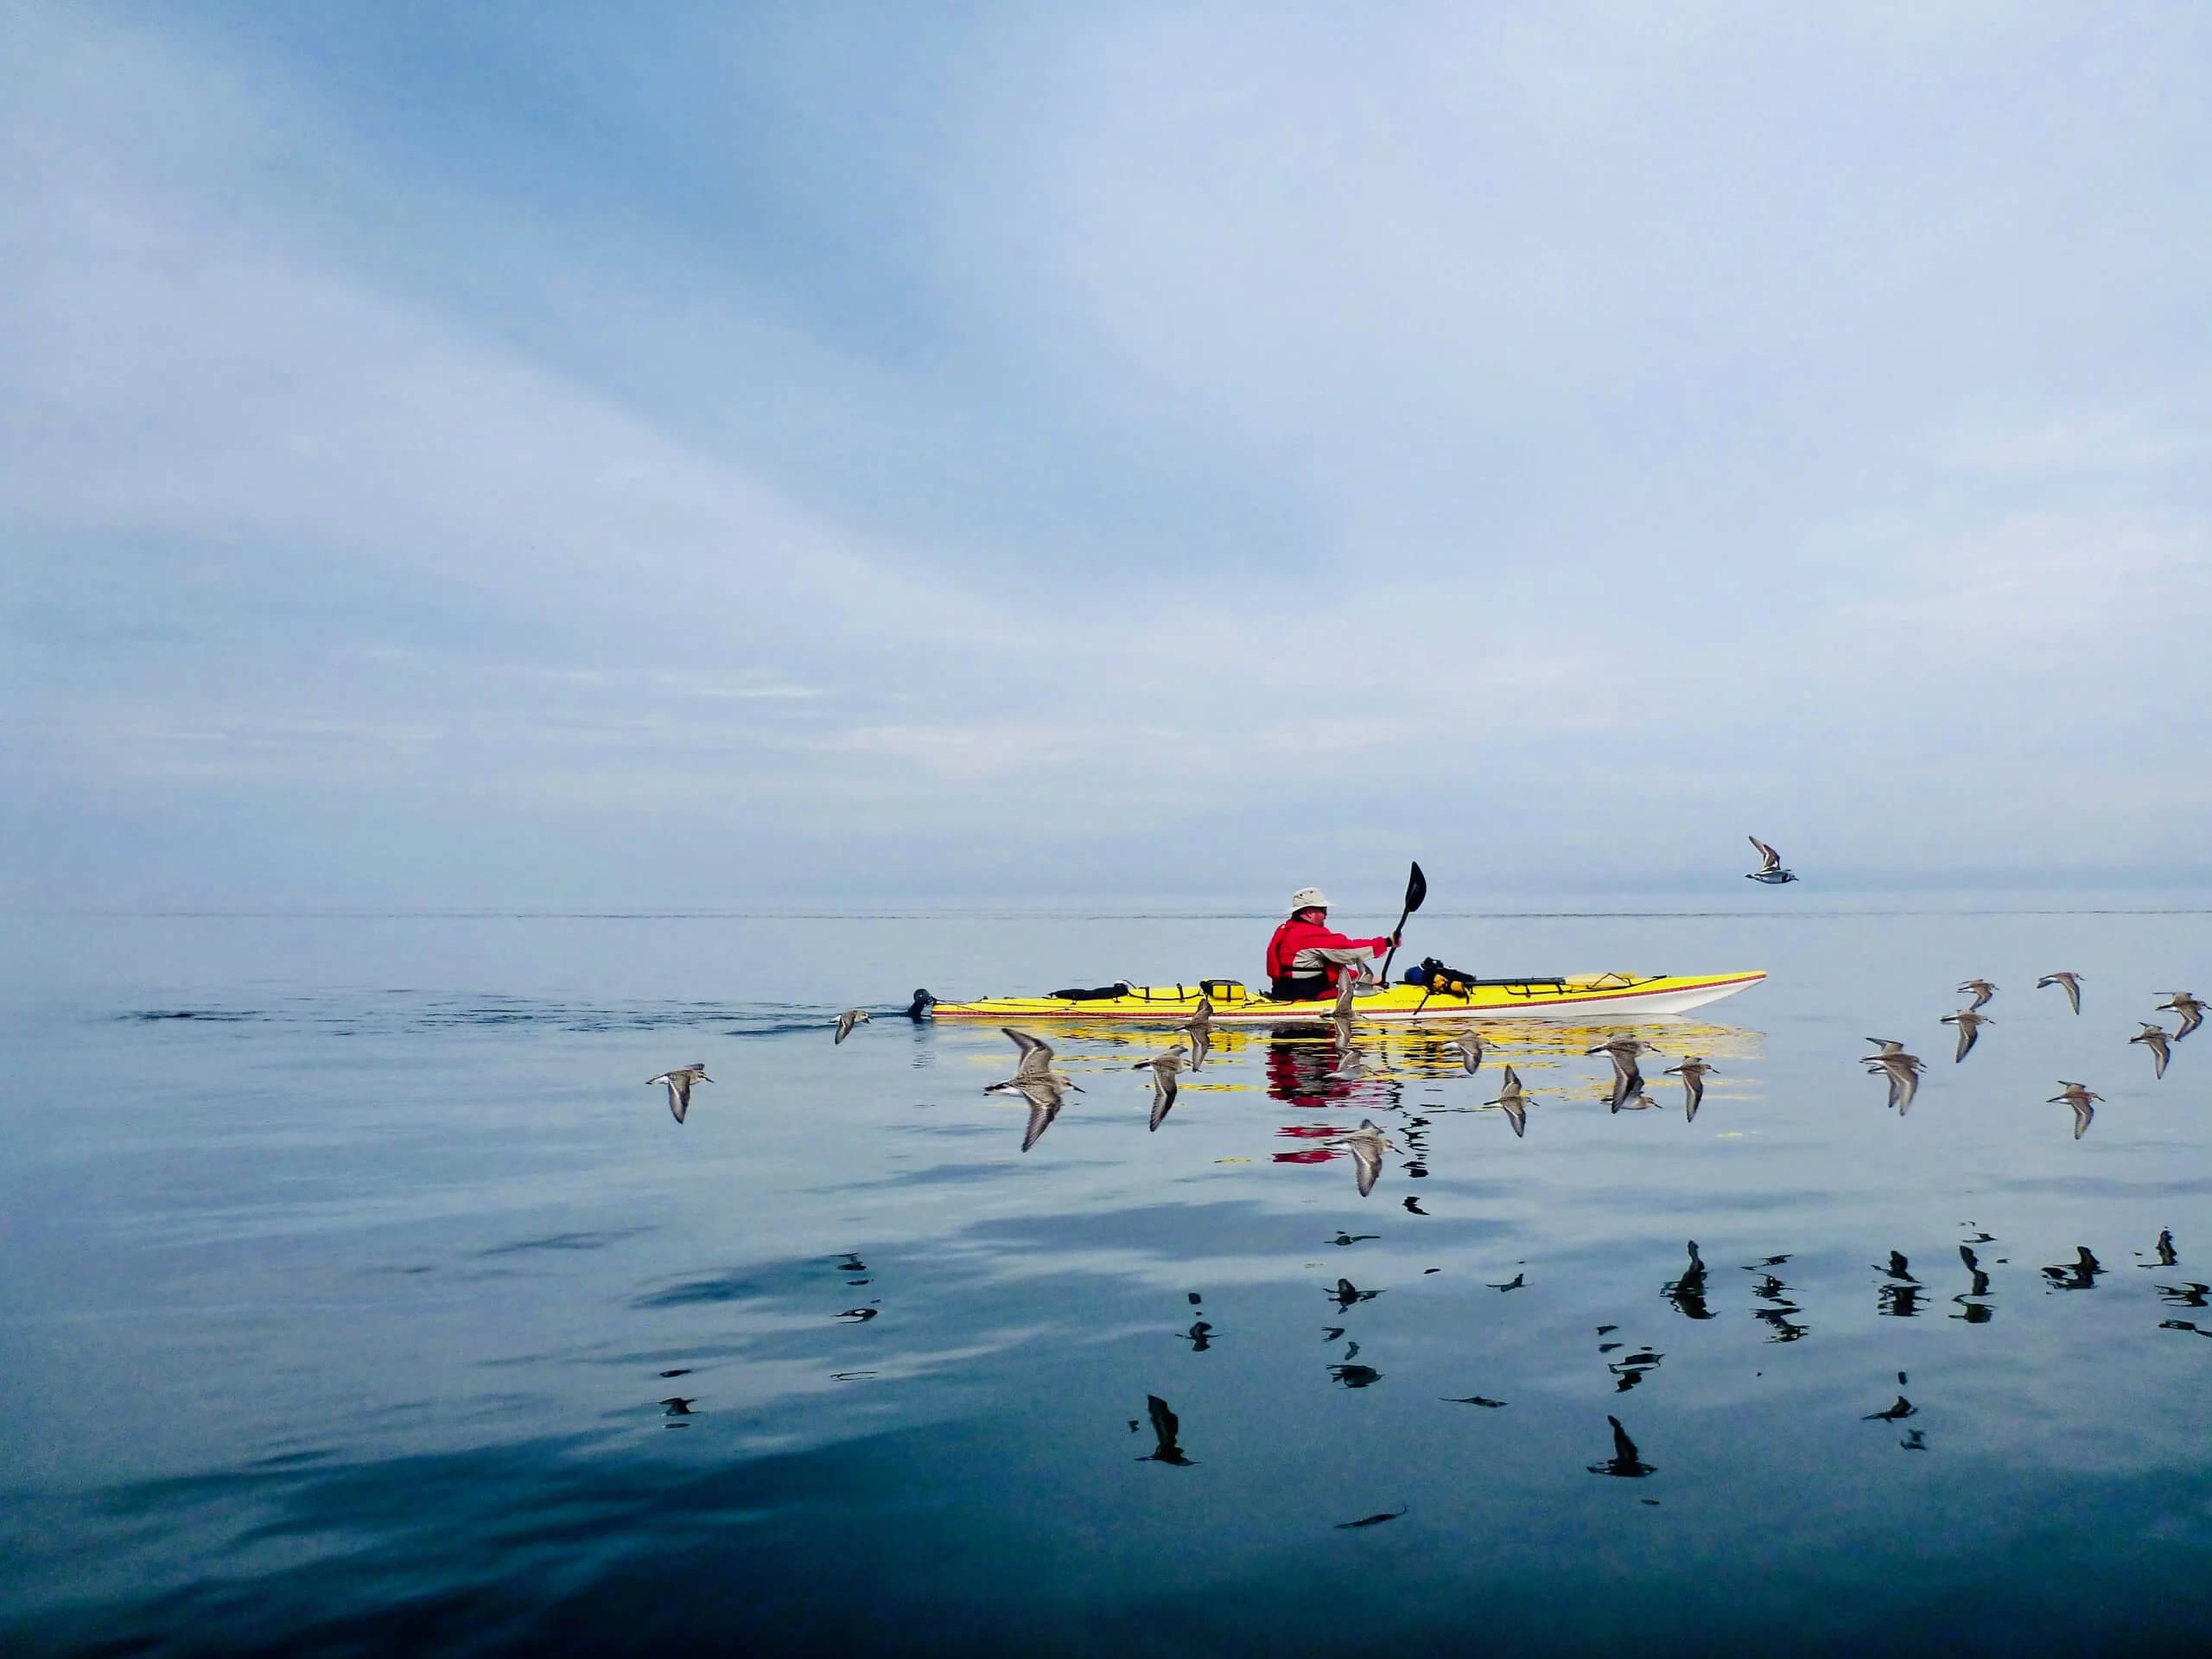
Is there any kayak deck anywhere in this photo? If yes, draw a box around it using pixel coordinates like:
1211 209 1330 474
928 970 1764 1024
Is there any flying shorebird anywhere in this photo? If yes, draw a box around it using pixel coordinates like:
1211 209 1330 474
1618 1092 1661 1111
1866 1037 1908 1055
2132 1023 2173 1080
2158 992 2206 1040
1439 1026 1484 1076
833 1009 870 1045
1325 1047 1373 1083
1485 1064 1529 1138
1587 1037 1653 1114
1745 836 1798 885
2050 1081 2101 1140
985 1028 1085 1151
1325 1118 1398 1198
1664 1056 1713 1122
1176 995 1214 1071
1956 979 1997 1011
1942 1007 1992 1063
2037 972 2083 1014
1863 1048 1924 1115
1134 1037 1190 1132
646 1063 709 1124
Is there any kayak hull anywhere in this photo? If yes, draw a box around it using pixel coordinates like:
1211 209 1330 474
928 971 1765 1025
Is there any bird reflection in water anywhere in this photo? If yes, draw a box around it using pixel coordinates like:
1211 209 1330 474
1185 1319 1215 1351
1140 1395 1195 1465
1952 1244 1995 1323
1877 1251 1922 1318
1400 1115 1431 1179
1330 1277 1381 1312
1587 1415 1656 1478
1610 1348 1663 1393
2145 1229 2179 1268
2156 1281 2209 1308
2043 1247 2103 1291
1664 1241 1714 1319
1331 1363 1383 1388
1745 1263 1808 1343
1335 1506 1407 1529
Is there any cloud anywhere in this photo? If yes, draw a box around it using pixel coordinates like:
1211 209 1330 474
5 1 2212 906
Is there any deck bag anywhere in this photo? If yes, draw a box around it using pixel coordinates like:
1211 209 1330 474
1049 981 1135 1001
1404 957 1481 995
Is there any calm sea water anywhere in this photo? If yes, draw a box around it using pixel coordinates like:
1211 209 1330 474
3 898 2210 1656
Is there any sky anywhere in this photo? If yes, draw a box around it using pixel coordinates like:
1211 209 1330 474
4 1 2210 912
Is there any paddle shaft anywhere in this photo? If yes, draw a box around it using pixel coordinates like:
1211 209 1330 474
1379 915 1411 985
1377 861 1426 985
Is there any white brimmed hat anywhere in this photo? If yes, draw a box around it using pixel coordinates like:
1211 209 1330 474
1289 887 1329 912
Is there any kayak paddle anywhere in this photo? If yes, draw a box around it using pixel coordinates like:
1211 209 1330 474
1378 861 1426 986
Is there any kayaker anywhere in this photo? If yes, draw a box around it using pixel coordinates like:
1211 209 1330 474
1264 888 1398 1001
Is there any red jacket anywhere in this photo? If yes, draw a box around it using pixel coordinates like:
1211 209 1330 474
1265 917 1391 991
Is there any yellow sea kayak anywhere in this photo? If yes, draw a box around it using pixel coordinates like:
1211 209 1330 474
926 970 1764 1024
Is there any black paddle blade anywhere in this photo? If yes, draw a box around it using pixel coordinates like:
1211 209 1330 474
1379 861 1427 986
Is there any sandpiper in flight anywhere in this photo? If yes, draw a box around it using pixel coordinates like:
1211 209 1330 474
1745 836 1798 884
647 1064 710 1124
986 1028 1085 1150
2037 972 2083 1014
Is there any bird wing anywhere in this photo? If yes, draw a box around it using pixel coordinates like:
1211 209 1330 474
665 1076 690 1123
1749 836 1781 870
1148 1071 1178 1132
1020 1085 1063 1151
1683 1071 1704 1121
1952 1020 1978 1063
1185 1027 1211 1071
1351 1138 1382 1198
1609 1064 1643 1113
1004 1028 1054 1078
2070 1099 2093 1139
1890 1061 1920 1116
2177 1005 2205 1039
835 1010 858 1043
1503 1097 1527 1138
1147 1394 1179 1452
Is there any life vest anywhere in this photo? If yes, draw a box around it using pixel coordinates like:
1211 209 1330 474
1265 917 1385 999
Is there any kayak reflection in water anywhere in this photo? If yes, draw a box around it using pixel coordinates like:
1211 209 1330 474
1265 1034 1351 1109
1263 887 1398 1001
